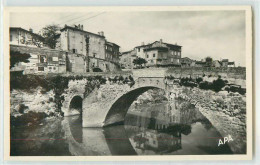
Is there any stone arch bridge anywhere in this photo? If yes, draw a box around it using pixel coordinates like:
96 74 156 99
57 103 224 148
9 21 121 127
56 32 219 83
61 69 169 127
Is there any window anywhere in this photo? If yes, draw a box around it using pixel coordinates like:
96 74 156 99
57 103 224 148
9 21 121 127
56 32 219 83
53 67 56 70
147 55 149 58
40 55 46 63
72 49 77 53
10 35 12 41
52 57 58 61
38 67 44 71
138 48 140 52
93 53 96 58
151 60 153 63
153 54 155 57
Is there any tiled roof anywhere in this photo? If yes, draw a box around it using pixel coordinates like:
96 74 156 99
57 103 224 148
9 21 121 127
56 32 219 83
60 25 105 38
10 27 44 40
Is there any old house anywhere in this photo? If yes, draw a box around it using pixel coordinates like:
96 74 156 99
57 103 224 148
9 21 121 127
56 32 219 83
190 61 207 67
10 45 66 74
56 24 120 72
221 59 229 67
56 25 105 72
119 50 136 69
56 25 106 58
133 39 182 68
10 27 45 48
221 59 235 67
180 57 193 67
227 61 235 67
212 60 222 67
105 42 120 64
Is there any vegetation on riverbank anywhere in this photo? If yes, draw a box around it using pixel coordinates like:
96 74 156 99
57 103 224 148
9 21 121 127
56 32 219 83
165 75 246 95
10 73 135 118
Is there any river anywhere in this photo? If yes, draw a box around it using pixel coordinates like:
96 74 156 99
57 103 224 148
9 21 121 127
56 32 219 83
10 99 233 156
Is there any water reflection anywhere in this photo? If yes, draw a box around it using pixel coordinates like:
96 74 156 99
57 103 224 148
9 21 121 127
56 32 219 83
63 99 233 155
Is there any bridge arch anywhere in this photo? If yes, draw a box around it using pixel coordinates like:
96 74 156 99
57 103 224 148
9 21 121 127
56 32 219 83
82 77 168 127
68 95 84 115
103 86 167 127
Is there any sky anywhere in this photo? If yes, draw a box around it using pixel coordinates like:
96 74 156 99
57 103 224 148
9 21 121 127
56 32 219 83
10 11 246 66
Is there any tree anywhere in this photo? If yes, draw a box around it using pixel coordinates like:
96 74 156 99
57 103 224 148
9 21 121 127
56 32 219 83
133 57 147 69
40 24 61 49
205 56 213 67
10 50 31 69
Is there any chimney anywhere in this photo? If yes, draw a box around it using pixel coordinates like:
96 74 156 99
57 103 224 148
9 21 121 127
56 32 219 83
78 24 80 29
100 31 104 36
142 42 144 46
81 25 83 30
29 28 33 33
160 39 163 45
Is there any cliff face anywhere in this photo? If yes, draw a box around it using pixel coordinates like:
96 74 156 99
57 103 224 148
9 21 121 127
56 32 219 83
10 88 57 117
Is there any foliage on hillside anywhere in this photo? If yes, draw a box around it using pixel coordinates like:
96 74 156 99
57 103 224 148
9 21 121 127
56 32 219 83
10 50 31 69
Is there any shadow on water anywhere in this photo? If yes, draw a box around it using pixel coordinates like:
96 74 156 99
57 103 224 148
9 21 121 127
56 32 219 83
65 115 137 155
68 115 83 143
103 126 137 155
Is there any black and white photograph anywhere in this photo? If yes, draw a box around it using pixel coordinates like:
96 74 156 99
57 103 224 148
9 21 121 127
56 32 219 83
3 6 252 160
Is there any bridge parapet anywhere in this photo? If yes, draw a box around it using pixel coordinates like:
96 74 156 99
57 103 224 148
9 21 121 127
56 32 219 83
132 68 167 79
134 77 166 90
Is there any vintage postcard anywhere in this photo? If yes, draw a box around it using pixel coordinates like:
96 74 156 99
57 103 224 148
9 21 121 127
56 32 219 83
3 6 252 161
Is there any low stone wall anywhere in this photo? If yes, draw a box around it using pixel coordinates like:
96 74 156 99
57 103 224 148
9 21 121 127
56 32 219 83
166 67 246 80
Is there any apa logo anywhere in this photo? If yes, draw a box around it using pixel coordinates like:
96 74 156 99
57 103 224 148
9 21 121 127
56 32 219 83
218 135 233 146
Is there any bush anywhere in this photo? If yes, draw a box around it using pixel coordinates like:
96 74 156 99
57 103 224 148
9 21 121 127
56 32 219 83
196 77 203 84
18 104 28 114
198 78 226 92
129 75 134 81
180 77 197 88
119 75 124 81
212 78 226 92
199 81 212 90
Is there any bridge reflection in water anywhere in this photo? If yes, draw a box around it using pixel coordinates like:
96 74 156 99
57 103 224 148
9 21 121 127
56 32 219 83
62 100 233 156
